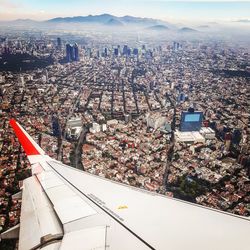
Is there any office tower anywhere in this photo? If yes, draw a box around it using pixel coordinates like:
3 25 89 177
104 47 108 57
127 48 131 56
87 48 92 57
123 45 128 56
142 45 146 55
70 45 74 61
133 48 139 56
73 43 79 61
173 41 180 51
52 116 61 137
66 43 72 62
180 110 203 132
66 43 79 62
114 48 119 56
57 37 62 50
232 129 242 145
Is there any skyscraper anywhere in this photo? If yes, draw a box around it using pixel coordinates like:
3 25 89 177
73 43 79 61
123 45 128 56
57 37 62 50
70 45 74 61
66 43 79 62
66 43 72 62
104 47 108 57
133 48 139 56
127 48 131 56
114 48 119 56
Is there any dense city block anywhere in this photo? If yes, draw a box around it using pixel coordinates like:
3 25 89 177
0 31 249 241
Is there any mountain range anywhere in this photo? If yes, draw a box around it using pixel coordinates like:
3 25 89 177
0 14 206 33
47 14 165 26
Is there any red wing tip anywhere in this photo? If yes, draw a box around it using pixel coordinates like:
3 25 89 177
9 119 41 156
9 119 16 126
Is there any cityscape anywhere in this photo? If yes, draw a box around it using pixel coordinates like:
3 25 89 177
0 0 250 249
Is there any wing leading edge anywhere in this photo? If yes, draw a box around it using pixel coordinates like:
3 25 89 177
2 119 250 250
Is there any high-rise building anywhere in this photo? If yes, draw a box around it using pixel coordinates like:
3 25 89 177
232 129 242 145
86 48 92 57
173 42 180 51
57 37 62 50
70 45 74 61
66 43 72 62
52 116 61 137
123 45 128 56
133 48 139 56
66 43 79 62
73 43 79 61
104 47 108 57
114 48 119 56
127 48 131 56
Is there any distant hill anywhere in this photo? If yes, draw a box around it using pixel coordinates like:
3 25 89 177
9 19 39 24
119 15 159 25
179 27 198 33
105 18 124 26
147 25 169 31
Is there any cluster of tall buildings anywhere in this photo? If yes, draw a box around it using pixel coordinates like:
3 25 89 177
173 41 181 51
114 45 140 57
66 43 79 62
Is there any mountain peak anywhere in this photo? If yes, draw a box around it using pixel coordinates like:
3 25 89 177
179 27 198 32
147 24 169 31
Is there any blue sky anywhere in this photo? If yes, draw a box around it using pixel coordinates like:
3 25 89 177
0 0 249 22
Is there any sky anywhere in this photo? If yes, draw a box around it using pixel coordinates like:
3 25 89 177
0 0 249 22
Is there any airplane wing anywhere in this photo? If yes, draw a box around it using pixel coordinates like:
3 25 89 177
1 119 250 250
